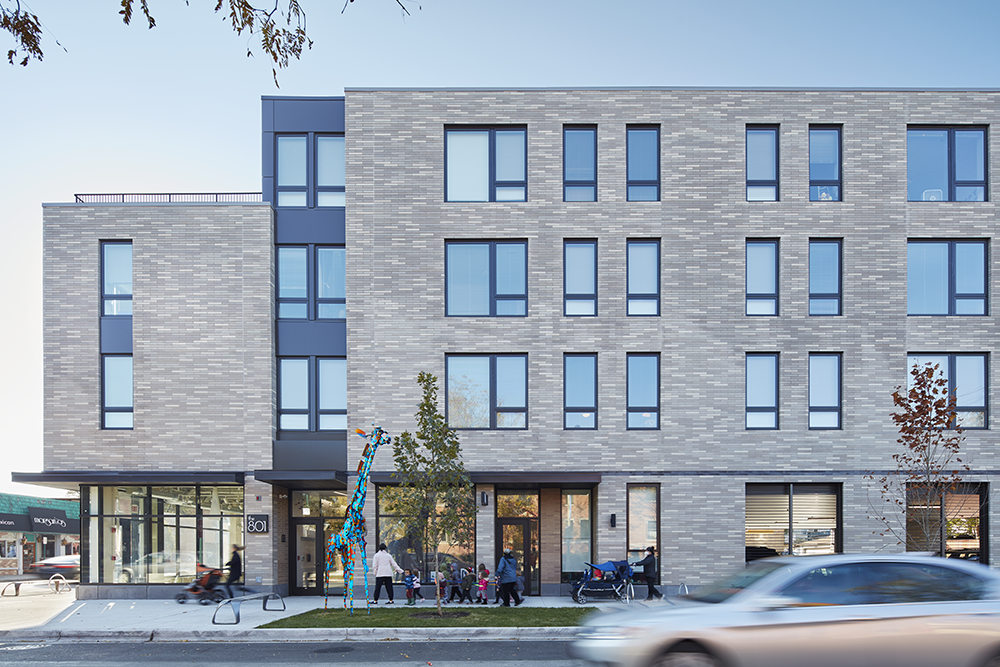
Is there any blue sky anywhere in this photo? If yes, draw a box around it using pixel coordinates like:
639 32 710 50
2 0 999 496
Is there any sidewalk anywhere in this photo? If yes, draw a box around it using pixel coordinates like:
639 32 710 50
0 582 630 643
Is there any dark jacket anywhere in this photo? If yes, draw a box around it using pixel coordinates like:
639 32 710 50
496 555 517 584
633 553 656 579
225 551 242 579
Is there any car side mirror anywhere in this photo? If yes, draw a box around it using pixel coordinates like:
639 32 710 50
753 595 800 611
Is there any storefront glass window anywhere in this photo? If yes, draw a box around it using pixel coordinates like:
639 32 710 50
627 485 659 565
561 490 591 583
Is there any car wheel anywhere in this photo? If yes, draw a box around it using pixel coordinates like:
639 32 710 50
119 571 132 584
175 593 187 604
651 645 722 667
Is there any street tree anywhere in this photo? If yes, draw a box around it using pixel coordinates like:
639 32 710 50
866 361 975 557
387 371 477 615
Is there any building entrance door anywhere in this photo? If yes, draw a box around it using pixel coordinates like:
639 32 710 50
496 518 537 596
291 519 322 595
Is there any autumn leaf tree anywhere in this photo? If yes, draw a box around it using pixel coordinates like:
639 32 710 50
866 362 975 557
386 372 477 615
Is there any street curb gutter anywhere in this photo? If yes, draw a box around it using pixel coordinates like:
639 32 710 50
0 627 579 643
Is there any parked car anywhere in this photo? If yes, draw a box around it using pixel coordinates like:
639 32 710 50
28 554 80 580
569 553 1000 667
119 552 197 583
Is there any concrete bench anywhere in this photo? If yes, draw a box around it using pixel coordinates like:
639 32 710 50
211 592 285 625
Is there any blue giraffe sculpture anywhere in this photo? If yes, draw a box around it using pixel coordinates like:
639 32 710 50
325 425 390 614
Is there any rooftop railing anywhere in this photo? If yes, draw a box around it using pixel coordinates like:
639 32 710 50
74 193 263 204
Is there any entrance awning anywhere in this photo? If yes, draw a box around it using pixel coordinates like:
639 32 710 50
253 470 348 490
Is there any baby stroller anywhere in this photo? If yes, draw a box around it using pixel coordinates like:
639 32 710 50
175 564 226 605
571 560 635 604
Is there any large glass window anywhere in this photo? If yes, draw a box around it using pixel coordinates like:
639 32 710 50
809 353 841 429
745 484 840 561
907 127 986 202
102 241 133 316
908 240 987 316
809 127 841 201
276 135 307 207
627 240 659 316
446 128 526 202
627 353 659 429
277 245 346 320
562 490 591 583
746 240 778 315
82 485 243 584
809 240 841 316
316 135 346 207
102 354 133 429
906 482 987 561
564 127 597 202
627 484 659 569
627 127 659 201
746 126 778 201
446 354 527 429
278 356 346 431
276 134 345 208
564 354 597 429
746 353 778 429
446 241 527 316
907 354 987 428
564 240 597 316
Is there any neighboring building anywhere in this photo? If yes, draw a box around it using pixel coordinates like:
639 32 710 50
0 493 80 577
17 89 1000 598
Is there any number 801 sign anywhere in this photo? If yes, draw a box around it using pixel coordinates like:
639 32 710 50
246 514 269 534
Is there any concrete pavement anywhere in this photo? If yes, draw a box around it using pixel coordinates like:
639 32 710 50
0 581 636 643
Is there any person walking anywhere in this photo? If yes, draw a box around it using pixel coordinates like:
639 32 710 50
632 546 663 601
403 568 416 606
223 545 244 598
413 570 425 601
371 543 403 604
496 548 523 607
447 562 463 603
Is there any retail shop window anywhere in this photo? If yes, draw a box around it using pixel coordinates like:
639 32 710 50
626 485 659 578
446 241 527 316
564 126 597 201
907 354 987 429
278 356 346 431
445 127 526 202
561 490 592 583
907 127 986 202
745 483 841 562
746 126 779 201
275 134 345 208
446 354 527 429
908 240 987 316
906 482 987 562
277 245 346 320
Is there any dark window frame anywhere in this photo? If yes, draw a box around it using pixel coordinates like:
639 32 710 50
809 352 842 430
276 244 346 321
563 126 597 202
907 353 988 430
626 483 661 582
445 353 529 430
627 239 660 316
746 352 779 430
277 355 347 432
745 483 843 561
746 125 779 201
445 240 528 317
907 239 988 316
626 352 660 430
101 353 134 430
275 133 346 209
101 240 133 317
444 126 528 202
564 353 598 430
626 125 660 202
907 126 988 202
809 239 843 316
564 239 597 317
809 125 842 202
746 239 779 316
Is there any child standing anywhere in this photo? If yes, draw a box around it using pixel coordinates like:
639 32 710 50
460 568 476 604
413 570 424 601
403 568 416 606
476 564 490 604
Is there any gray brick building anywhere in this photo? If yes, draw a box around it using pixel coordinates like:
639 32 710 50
18 89 1000 599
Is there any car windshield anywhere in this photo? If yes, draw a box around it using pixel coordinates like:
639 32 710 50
684 561 786 603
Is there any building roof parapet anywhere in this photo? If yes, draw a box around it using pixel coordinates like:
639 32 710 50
71 193 263 204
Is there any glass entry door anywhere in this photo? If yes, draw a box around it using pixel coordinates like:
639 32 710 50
496 518 537 596
291 520 321 595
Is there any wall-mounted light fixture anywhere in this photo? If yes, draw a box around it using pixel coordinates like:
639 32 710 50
481 492 489 506
610 513 617 528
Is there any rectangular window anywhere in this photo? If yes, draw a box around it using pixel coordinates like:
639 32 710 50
627 127 659 201
746 484 841 560
907 127 986 202
564 240 597 316
275 134 345 208
564 354 597 429
446 354 527 429
906 482 987 561
746 239 778 315
627 484 659 568
445 127 527 202
746 353 778 429
626 353 659 429
809 127 842 201
564 127 597 202
746 126 778 201
102 354 133 429
562 490 592 583
102 241 133 316
627 240 660 316
277 245 346 320
809 239 842 316
446 241 527 316
809 353 842 429
907 240 987 315
278 356 346 431
907 354 987 428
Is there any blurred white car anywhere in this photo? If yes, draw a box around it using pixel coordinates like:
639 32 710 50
569 553 1000 667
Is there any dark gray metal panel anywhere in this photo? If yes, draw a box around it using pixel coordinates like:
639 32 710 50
261 98 274 132
269 98 345 133
262 133 274 182
271 439 347 472
100 317 133 354
276 320 346 356
12 471 244 485
274 209 345 243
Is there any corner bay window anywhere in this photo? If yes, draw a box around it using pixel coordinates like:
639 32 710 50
278 357 346 431
446 354 527 429
276 134 345 207
277 245 346 319
446 127 526 202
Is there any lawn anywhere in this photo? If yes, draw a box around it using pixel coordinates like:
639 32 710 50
259 604 600 629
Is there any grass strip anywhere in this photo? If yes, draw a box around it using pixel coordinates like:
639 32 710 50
259 605 598 629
